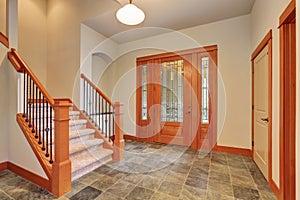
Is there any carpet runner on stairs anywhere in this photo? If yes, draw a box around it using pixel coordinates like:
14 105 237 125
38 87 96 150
68 109 113 180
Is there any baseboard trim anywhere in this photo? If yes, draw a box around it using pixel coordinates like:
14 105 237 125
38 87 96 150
213 145 252 157
124 134 139 141
0 161 8 171
0 162 51 191
269 179 281 199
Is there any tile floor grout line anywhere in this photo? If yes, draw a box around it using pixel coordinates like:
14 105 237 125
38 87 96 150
0 189 15 200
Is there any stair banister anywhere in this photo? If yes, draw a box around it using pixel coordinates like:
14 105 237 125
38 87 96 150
80 73 113 105
8 48 55 106
80 73 124 161
7 48 72 197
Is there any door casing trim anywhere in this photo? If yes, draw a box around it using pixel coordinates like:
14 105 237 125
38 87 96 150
251 29 273 188
279 1 296 199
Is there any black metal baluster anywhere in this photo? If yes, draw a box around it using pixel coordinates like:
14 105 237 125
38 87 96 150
105 102 108 138
23 70 26 118
89 85 92 117
109 105 111 139
112 108 115 138
45 101 49 157
42 96 45 151
98 93 100 129
49 106 53 164
93 88 97 123
87 85 90 116
83 79 86 113
32 82 35 133
86 80 88 114
101 97 104 132
26 73 29 122
38 91 42 145
28 78 32 127
34 86 38 137
92 88 94 122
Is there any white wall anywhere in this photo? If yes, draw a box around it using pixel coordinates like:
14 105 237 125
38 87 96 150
97 15 252 149
296 0 299 199
251 0 291 187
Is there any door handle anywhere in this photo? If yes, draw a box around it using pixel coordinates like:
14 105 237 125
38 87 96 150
187 105 191 114
261 117 269 123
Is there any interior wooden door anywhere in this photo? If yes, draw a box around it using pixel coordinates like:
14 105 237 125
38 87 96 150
253 46 269 179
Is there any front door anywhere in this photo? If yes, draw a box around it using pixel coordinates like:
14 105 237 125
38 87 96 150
253 46 269 179
136 46 218 148
155 55 195 146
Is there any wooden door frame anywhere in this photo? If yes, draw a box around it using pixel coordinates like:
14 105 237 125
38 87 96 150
279 1 296 199
251 30 273 185
136 45 218 148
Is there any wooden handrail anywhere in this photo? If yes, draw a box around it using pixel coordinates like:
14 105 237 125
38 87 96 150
0 32 9 48
81 73 113 106
8 48 55 106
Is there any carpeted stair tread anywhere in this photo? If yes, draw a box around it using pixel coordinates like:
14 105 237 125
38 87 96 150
71 147 113 181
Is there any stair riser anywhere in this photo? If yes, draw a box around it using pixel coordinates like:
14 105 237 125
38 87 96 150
70 124 86 131
70 135 95 144
70 144 103 157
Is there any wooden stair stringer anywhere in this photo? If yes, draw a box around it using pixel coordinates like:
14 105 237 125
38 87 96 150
72 105 113 151
16 114 52 180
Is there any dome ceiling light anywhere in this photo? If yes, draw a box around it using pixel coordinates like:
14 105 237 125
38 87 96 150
116 0 145 26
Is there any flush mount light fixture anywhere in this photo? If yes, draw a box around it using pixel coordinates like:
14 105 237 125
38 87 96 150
116 0 145 25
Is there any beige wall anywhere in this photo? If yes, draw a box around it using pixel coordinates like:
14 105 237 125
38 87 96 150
251 0 291 187
70 24 107 107
46 0 118 98
18 0 47 85
0 45 8 162
98 15 252 149
0 0 6 34
296 0 299 199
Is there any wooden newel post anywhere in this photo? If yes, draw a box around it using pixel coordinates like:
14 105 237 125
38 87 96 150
51 100 72 197
113 102 124 161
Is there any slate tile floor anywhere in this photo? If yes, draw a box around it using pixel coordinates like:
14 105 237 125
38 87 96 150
0 140 277 200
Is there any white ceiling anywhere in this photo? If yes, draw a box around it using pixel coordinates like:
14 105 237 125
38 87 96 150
83 0 255 44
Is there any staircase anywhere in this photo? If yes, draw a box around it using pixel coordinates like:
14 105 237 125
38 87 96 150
69 109 113 180
6 47 124 197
